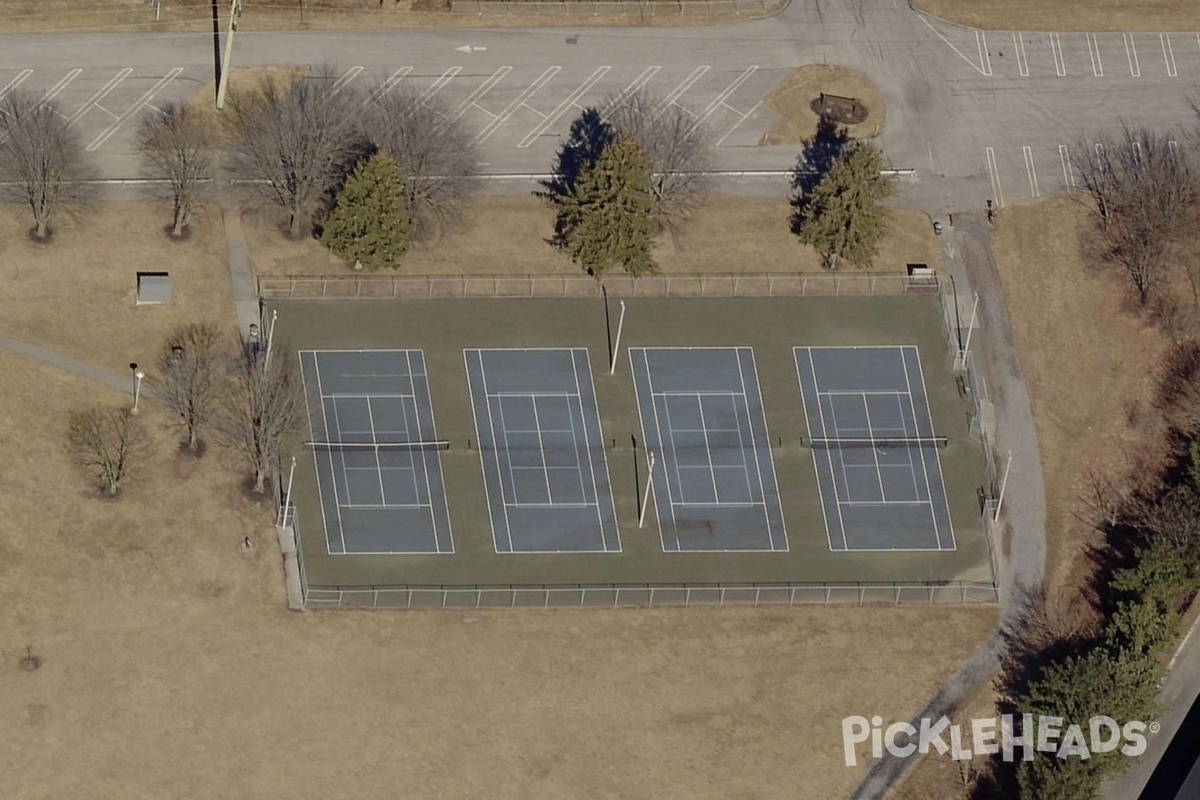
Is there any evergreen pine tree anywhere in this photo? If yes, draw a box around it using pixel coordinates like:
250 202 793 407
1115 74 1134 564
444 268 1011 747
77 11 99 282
320 153 411 271
548 136 658 277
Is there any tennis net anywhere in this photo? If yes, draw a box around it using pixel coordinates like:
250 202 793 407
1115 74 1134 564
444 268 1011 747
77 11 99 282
305 440 450 452
803 436 948 449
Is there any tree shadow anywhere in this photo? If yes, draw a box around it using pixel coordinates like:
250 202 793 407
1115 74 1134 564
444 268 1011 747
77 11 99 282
537 107 615 202
789 116 850 235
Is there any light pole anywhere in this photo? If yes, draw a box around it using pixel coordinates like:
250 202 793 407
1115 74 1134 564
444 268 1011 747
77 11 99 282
215 0 242 110
264 309 278 371
609 300 626 375
130 364 146 415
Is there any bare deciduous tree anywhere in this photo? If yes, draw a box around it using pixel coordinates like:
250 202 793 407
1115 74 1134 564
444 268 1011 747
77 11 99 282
223 343 305 494
0 89 97 241
606 89 714 226
159 322 231 453
359 82 480 241
138 101 217 238
67 407 151 497
225 66 360 239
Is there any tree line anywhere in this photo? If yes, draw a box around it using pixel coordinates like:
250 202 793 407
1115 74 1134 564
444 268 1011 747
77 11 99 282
0 65 900 274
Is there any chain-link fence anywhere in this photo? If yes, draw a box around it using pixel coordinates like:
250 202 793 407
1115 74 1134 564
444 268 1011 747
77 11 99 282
301 581 999 609
258 271 943 300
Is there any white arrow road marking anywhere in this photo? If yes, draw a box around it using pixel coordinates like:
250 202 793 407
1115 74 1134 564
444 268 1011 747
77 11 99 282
67 68 132 126
473 66 559 143
87 67 182 151
518 66 609 148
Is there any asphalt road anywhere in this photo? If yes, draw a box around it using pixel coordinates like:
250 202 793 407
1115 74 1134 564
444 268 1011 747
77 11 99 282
1 0 1196 213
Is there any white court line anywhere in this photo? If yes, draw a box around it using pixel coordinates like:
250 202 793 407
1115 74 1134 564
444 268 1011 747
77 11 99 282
889 393 923 502
631 349 680 550
1161 33 1178 77
1059 144 1076 190
690 66 758 131
364 397 389 505
695 396 721 502
1023 145 1039 197
860 396 888 502
919 16 992 75
405 350 450 553
529 396 555 504
1087 33 1104 76
330 66 363 95
87 67 181 151
714 100 761 147
741 347 786 551
473 351 515 552
1013 32 1030 77
572 348 619 552
806 349 849 549
985 147 1004 207
977 30 994 76
67 68 132 127
463 350 499 552
307 353 348 555
1050 33 1066 76
1124 33 1141 76
474 66 560 144
656 66 709 113
0 69 33 102
517 66 610 148
908 349 956 550
601 65 661 116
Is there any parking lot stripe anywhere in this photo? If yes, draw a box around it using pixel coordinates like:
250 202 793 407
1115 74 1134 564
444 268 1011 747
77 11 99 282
38 69 82 106
1058 144 1075 191
1124 33 1141 76
1013 33 1030 77
517 66 609 148
1023 146 1039 197
330 66 363 95
714 100 761 147
601 66 661 116
1131 140 1142 162
473 66 560 144
421 66 462 105
1050 33 1066 76
985 147 1004 207
363 67 412 106
656 66 709 113
1087 34 1103 76
67 68 132 126
0 69 33 102
1169 139 1179 156
691 66 757 132
977 30 993 76
87 67 182 151
1161 34 1178 77
450 66 509 120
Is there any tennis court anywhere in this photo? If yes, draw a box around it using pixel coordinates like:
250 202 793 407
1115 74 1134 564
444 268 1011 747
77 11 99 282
299 350 453 555
464 348 619 554
795 346 954 552
629 347 786 553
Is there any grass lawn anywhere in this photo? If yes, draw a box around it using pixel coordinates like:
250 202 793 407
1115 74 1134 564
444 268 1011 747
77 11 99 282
0 189 994 798
245 194 940 278
0 201 238 378
915 0 1200 32
760 66 885 146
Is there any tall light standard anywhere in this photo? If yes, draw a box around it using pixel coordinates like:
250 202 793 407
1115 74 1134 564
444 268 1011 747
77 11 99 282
130 363 146 415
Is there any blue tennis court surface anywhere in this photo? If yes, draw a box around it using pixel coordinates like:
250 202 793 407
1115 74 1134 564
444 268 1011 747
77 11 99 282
629 347 787 553
465 348 620 554
795 346 955 552
299 350 453 555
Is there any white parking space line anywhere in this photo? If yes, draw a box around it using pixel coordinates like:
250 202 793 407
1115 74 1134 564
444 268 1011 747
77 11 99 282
0 69 33 102
985 147 1004 207
474 66 560 144
1022 146 1039 197
1094 142 1106 167
87 67 182 151
517 66 609 148
39 69 82 106
330 66 363 95
691 66 757 131
1124 33 1141 76
363 67 412 106
1161 34 1178 77
1058 144 1075 191
714 100 761 146
977 30 994 76
656 66 709 112
1131 140 1142 162
1050 33 1067 76
601 66 661 116
422 66 462 105
67 68 132 126
1013 32 1030 77
450 66 509 120
1169 139 1179 156
1087 34 1104 76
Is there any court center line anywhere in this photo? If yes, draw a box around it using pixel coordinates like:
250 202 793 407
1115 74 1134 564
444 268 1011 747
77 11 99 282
890 392 923 502
364 397 389 506
859 395 889 502
696 395 721 503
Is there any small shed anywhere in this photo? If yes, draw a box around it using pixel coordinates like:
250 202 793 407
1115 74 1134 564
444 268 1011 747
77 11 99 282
136 272 173 305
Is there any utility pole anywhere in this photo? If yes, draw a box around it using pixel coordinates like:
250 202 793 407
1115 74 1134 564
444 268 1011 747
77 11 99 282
210 0 223 103
216 0 242 110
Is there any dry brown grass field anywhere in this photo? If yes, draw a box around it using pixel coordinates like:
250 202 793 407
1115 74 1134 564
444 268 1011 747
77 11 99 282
760 66 885 146
915 0 1200 33
245 194 940 277
0 193 995 799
